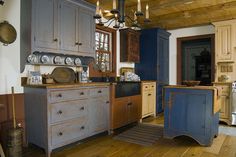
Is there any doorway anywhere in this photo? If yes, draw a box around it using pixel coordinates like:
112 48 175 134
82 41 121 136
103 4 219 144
177 34 215 85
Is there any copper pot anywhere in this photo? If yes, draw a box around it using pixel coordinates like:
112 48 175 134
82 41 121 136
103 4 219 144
0 21 17 46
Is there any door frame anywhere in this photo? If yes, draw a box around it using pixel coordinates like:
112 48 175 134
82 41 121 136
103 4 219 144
177 34 215 85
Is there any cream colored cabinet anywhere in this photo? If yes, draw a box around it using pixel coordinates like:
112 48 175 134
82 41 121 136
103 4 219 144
215 24 232 61
213 83 232 125
24 85 110 157
141 82 156 119
213 20 236 82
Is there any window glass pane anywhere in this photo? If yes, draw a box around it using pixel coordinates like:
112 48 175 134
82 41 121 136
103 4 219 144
95 32 99 41
95 30 112 72
104 43 108 51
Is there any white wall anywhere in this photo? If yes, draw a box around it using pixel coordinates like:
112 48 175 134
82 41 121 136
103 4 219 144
168 25 215 85
0 0 22 94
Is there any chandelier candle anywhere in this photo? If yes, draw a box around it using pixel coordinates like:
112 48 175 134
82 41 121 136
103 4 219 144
137 0 141 12
96 1 100 15
146 4 149 19
113 0 116 10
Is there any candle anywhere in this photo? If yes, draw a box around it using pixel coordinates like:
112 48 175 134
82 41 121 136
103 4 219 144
134 12 137 20
137 0 141 12
99 9 103 18
113 0 116 10
145 4 149 19
96 0 100 15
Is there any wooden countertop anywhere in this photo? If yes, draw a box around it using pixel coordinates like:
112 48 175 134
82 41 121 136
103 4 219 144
164 85 217 90
23 82 111 89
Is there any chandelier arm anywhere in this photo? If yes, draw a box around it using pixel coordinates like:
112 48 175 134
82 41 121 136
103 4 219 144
107 18 116 27
101 16 116 24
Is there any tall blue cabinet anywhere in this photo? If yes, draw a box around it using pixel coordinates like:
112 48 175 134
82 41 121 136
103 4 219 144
135 28 170 114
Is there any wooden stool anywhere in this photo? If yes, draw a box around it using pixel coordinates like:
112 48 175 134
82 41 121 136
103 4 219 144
0 143 5 157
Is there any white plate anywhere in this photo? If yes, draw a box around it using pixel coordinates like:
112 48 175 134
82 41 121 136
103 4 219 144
41 55 50 64
65 57 74 65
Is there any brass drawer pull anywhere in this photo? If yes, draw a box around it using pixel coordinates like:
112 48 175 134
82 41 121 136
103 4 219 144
57 110 63 114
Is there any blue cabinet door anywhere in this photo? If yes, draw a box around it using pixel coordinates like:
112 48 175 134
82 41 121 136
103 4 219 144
164 88 219 146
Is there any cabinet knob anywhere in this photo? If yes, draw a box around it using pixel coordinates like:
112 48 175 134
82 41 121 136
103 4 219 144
80 92 84 95
80 106 85 110
58 132 63 136
80 126 85 130
98 90 102 93
78 43 82 46
148 94 152 96
57 93 62 97
75 42 79 45
53 38 58 42
106 101 110 104
127 102 132 106
57 110 63 114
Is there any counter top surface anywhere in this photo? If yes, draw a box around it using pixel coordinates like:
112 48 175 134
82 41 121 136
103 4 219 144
23 82 111 89
164 85 217 90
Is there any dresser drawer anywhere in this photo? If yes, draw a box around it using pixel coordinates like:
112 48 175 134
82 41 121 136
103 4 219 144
49 88 89 103
51 118 87 147
89 87 109 97
50 100 88 123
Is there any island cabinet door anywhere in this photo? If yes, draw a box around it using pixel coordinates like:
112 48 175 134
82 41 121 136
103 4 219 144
164 89 211 136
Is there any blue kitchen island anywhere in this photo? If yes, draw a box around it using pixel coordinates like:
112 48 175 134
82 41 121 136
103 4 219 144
163 86 220 146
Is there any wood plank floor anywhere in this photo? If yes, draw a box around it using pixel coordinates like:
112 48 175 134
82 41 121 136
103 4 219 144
23 115 236 157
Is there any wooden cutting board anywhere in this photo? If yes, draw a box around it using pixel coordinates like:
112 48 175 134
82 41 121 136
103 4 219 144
51 67 75 83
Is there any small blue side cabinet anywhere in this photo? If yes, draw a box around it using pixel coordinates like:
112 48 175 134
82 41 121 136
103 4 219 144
164 87 219 146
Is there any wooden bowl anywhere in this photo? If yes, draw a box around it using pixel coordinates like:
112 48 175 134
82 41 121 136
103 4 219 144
182 80 200 86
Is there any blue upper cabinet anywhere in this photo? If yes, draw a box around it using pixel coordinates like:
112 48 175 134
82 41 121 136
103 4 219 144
135 28 170 114
135 28 170 84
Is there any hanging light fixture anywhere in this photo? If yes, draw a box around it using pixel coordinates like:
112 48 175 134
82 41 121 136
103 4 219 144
0 0 4 5
94 0 151 30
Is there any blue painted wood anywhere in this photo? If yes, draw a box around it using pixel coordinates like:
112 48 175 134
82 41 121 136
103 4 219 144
163 88 219 146
135 28 170 114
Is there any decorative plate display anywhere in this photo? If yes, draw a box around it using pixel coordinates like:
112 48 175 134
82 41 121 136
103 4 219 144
40 55 50 64
74 57 82 66
27 54 38 64
54 56 63 64
65 57 74 65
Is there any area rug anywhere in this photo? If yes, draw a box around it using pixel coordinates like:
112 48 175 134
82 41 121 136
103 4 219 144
113 123 163 146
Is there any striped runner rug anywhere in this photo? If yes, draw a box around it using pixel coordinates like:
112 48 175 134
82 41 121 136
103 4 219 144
113 123 163 146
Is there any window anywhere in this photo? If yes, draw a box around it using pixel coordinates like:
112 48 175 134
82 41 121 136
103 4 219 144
89 26 116 77
95 30 112 72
